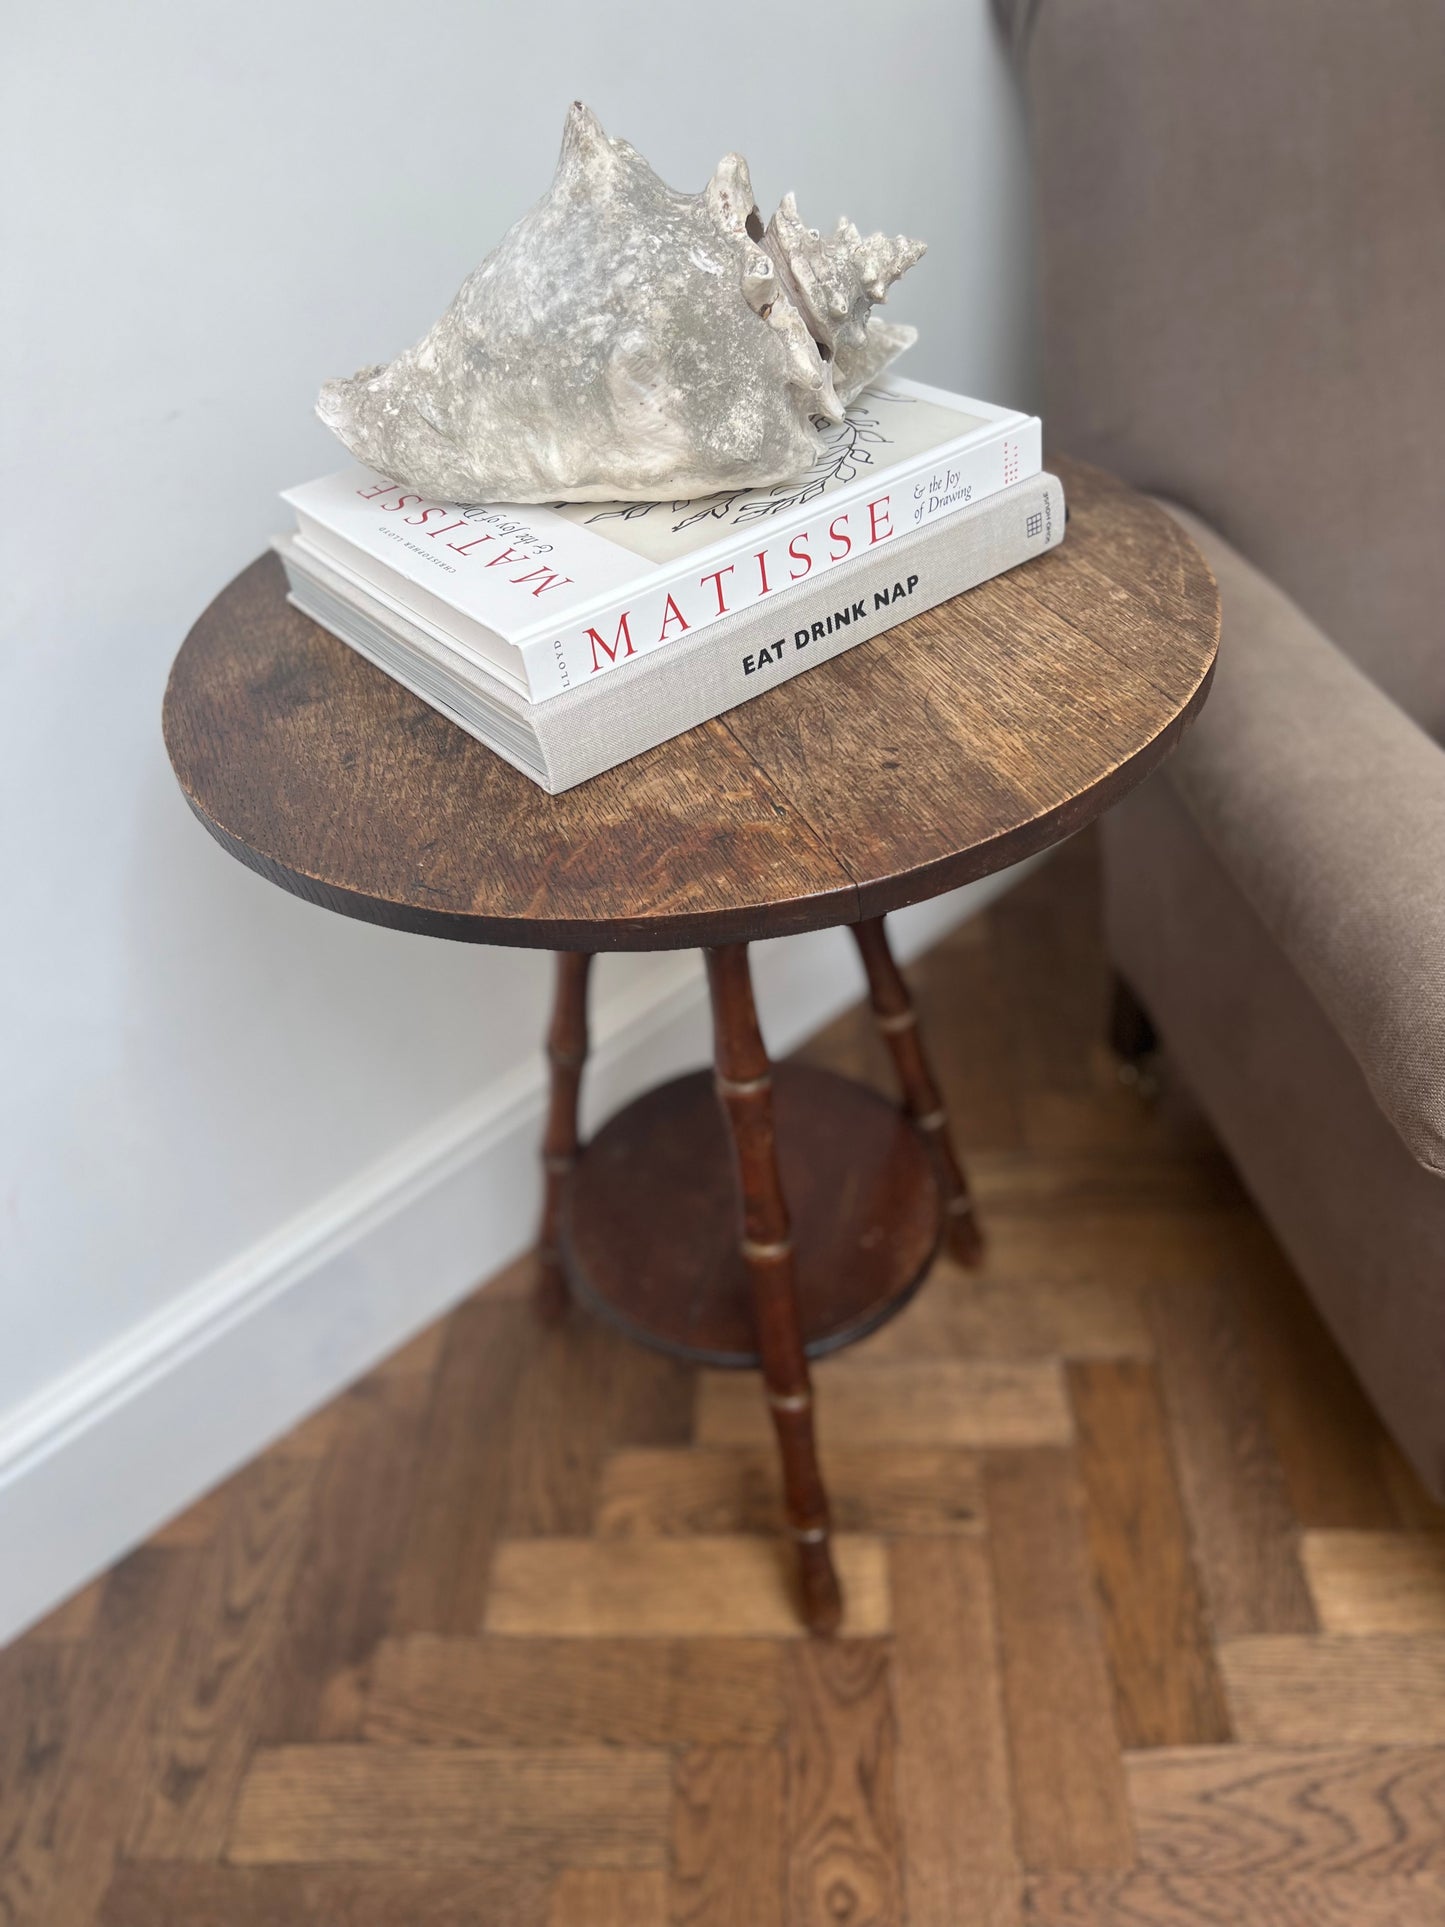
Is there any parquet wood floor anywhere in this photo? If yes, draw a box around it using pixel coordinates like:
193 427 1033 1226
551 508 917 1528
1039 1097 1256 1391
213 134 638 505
5 832 1444 1925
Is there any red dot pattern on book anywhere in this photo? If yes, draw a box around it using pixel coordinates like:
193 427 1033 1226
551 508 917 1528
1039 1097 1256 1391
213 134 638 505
1003 439 1020 488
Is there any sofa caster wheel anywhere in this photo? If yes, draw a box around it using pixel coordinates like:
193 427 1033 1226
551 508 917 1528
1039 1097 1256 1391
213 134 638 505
1109 971 1160 1098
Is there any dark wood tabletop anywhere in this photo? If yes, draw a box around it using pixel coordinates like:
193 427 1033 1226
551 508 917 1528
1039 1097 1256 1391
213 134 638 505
163 458 1219 952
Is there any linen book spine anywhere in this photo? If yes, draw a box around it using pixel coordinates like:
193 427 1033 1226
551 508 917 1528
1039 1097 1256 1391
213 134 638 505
533 470 1065 791
521 417 1044 699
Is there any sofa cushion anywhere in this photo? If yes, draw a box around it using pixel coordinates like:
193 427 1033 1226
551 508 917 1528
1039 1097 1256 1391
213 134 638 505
1157 503 1445 1174
1103 774 1445 1499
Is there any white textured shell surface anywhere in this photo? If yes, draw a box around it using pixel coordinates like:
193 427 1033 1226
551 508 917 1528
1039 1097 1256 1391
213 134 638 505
317 103 925 504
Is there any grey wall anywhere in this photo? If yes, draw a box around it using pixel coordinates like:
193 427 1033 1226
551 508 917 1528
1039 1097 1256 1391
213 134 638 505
0 2 1036 1441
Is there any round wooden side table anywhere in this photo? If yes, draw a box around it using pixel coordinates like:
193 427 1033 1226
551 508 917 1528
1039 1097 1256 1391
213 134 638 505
162 457 1219 1634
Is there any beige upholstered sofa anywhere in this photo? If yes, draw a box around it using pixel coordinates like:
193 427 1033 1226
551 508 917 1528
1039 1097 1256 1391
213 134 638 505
1001 0 1445 1495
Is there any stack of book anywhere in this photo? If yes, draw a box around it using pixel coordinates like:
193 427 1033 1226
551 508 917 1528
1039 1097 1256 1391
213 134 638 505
277 377 1063 793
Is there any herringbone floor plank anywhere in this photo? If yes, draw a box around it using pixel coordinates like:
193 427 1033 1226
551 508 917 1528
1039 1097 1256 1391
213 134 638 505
1068 1359 1230 1749
1126 1743 1445 1875
4 831 1444 1924
594 1444 985 1538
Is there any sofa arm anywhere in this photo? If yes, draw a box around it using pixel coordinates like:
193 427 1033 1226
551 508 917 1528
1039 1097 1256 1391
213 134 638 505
1157 503 1445 1175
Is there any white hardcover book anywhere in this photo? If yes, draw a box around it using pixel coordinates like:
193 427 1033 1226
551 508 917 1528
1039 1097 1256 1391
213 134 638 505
281 377 1041 701
278 471 1065 793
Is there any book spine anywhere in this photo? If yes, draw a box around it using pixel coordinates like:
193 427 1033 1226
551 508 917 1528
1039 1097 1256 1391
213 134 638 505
290 514 521 685
532 471 1064 792
521 417 1043 701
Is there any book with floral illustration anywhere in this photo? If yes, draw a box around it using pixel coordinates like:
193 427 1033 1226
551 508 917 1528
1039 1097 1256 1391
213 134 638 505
280 378 1040 701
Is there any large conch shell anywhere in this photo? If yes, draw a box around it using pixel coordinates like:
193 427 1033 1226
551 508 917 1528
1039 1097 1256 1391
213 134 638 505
317 102 925 503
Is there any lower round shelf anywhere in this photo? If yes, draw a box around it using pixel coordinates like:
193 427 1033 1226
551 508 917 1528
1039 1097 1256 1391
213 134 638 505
560 1062 942 1368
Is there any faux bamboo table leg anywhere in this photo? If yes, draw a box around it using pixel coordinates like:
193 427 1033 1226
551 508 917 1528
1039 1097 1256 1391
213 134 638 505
851 916 984 1267
536 951 593 1321
705 943 843 1635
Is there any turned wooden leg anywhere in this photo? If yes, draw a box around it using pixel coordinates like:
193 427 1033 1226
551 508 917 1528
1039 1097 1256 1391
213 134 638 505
851 916 984 1268
705 943 842 1636
536 951 593 1322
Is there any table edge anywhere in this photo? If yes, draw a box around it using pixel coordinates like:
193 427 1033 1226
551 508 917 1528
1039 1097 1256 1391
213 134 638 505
171 648 1215 952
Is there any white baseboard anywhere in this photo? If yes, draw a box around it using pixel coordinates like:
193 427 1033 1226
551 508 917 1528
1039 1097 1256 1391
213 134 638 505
0 864 1032 1643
